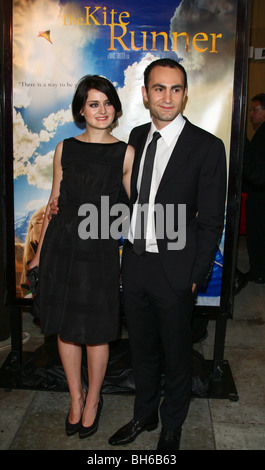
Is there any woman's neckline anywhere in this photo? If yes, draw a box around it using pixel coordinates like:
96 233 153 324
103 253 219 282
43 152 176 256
72 137 120 145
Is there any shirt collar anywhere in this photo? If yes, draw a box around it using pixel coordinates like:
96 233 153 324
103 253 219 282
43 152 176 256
150 113 185 147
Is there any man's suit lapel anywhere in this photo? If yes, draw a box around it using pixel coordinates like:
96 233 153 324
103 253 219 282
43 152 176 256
130 124 150 203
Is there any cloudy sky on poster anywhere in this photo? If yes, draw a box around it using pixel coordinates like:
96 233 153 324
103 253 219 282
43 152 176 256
13 0 237 227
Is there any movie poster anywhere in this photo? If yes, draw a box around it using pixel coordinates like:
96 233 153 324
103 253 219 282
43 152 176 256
13 0 238 305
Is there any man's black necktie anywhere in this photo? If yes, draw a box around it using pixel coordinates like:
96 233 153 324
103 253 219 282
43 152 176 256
133 131 161 255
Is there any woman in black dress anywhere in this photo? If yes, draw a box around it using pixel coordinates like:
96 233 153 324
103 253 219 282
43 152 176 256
28 75 134 439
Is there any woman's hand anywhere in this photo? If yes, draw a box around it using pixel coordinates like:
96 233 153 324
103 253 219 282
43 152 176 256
27 255 39 271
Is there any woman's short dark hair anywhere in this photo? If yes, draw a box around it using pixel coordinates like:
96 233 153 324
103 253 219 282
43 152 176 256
72 75 122 124
144 58 187 91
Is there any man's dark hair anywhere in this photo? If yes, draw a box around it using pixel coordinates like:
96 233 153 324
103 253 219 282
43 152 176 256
252 93 265 109
144 58 187 91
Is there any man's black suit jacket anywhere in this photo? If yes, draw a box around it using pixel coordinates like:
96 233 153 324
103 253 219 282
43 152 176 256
127 117 227 296
243 121 265 187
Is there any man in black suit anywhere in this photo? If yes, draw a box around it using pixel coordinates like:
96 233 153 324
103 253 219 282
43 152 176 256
109 58 227 450
242 93 265 283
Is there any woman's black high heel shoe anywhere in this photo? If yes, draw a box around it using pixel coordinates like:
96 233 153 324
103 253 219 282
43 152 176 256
65 412 82 436
79 395 103 439
65 392 86 436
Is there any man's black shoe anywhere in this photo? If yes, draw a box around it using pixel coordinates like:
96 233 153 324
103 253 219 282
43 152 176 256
108 418 158 446
234 269 248 295
157 428 182 451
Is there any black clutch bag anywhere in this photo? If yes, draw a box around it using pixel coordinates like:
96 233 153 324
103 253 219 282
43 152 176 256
26 266 39 295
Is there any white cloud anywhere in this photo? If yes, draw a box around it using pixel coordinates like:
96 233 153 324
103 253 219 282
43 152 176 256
169 0 236 148
13 0 97 109
13 109 40 177
13 105 73 187
113 53 156 141
43 105 72 132
39 129 55 142
27 151 54 190
26 198 48 211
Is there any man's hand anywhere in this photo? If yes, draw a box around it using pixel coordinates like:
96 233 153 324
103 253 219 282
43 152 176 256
48 197 59 220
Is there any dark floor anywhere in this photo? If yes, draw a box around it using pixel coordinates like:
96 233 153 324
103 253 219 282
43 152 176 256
1 236 265 451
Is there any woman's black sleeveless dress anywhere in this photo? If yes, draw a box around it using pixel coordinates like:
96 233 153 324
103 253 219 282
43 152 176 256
38 137 127 344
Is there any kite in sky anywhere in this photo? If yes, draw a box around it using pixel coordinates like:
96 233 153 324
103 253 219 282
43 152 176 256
38 30 53 44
